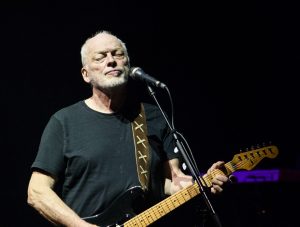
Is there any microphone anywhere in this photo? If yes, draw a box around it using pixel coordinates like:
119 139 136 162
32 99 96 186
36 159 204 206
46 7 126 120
129 67 167 89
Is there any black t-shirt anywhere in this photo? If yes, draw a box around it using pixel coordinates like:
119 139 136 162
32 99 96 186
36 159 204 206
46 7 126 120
31 100 180 217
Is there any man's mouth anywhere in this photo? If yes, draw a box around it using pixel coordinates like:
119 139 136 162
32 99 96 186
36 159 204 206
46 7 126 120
106 70 121 76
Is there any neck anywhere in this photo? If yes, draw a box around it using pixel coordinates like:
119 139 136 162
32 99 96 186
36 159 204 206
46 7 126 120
86 85 127 114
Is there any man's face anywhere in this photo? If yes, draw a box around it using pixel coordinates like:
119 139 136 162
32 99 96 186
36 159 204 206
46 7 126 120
81 33 130 90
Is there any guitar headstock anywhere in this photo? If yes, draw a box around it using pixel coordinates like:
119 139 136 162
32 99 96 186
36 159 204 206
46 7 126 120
230 145 279 171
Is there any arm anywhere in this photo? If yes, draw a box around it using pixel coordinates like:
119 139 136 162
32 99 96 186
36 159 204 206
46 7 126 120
27 171 97 227
163 158 193 195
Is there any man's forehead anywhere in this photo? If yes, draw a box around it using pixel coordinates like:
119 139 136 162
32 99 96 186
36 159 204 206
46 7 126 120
88 34 123 52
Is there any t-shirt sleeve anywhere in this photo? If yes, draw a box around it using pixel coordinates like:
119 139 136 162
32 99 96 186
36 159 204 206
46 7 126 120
31 116 65 178
163 129 182 161
144 102 182 161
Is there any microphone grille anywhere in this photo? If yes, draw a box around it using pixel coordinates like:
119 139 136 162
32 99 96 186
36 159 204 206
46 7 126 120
129 67 142 78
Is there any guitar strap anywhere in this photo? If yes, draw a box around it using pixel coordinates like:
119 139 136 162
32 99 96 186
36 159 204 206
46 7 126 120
131 103 150 191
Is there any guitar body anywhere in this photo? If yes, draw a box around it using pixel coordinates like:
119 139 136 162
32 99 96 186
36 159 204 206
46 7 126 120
82 186 144 226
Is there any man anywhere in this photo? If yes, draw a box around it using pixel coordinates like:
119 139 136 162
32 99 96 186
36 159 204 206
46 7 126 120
27 31 228 226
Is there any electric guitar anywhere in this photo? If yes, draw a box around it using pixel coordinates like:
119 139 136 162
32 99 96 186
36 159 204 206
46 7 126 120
82 145 279 226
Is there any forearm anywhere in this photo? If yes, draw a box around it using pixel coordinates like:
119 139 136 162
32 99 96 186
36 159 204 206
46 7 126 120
164 178 172 195
163 158 180 195
164 158 193 195
27 172 96 227
28 188 89 226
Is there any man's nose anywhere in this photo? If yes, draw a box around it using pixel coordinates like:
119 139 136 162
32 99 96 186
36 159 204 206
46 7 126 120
106 53 115 63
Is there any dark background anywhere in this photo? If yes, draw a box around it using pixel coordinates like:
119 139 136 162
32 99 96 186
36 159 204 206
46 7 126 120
1 0 299 226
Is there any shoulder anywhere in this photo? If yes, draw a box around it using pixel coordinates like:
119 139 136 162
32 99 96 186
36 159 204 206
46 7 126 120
52 101 85 120
143 102 160 115
142 102 168 126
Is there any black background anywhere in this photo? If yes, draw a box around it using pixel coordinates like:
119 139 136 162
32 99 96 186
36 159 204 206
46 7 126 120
1 0 299 226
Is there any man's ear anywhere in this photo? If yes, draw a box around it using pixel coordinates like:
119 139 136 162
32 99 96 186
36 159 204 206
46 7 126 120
81 67 90 83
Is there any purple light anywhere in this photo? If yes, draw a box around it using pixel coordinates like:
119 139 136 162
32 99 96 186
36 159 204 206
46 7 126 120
232 169 300 183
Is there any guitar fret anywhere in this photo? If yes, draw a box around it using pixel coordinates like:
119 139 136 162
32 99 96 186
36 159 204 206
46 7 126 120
156 204 166 216
171 197 182 207
144 211 155 224
226 162 235 173
180 189 189 202
139 210 153 226
134 213 145 227
148 206 159 221
126 215 147 226
151 205 163 220
189 187 198 197
140 209 154 225
165 199 176 210
138 213 151 226
143 210 156 225
162 201 172 212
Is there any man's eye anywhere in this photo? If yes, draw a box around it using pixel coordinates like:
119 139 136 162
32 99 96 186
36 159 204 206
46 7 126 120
95 55 106 61
114 52 124 58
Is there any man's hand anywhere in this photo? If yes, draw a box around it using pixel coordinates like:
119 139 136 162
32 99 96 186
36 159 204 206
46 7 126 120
205 161 229 194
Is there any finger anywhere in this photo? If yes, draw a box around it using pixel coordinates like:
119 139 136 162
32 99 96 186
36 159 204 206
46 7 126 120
214 174 229 183
210 185 223 194
211 178 224 186
213 161 225 168
211 187 217 194
207 161 225 174
212 184 223 193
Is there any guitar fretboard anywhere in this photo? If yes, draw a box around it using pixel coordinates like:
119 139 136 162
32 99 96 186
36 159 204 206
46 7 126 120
124 182 201 226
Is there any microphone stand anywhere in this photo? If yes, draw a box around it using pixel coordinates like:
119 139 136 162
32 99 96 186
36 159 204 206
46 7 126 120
146 85 223 227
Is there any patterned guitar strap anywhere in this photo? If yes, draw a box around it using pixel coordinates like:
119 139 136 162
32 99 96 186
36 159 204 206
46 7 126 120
131 103 150 191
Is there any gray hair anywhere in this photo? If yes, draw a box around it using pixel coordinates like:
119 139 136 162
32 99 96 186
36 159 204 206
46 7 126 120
80 30 129 66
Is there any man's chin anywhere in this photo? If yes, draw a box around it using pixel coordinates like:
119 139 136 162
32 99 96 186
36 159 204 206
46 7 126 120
104 77 128 89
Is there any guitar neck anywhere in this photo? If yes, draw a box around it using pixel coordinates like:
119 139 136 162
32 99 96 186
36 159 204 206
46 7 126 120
124 182 201 226
123 166 231 226
123 145 279 226
124 166 228 226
